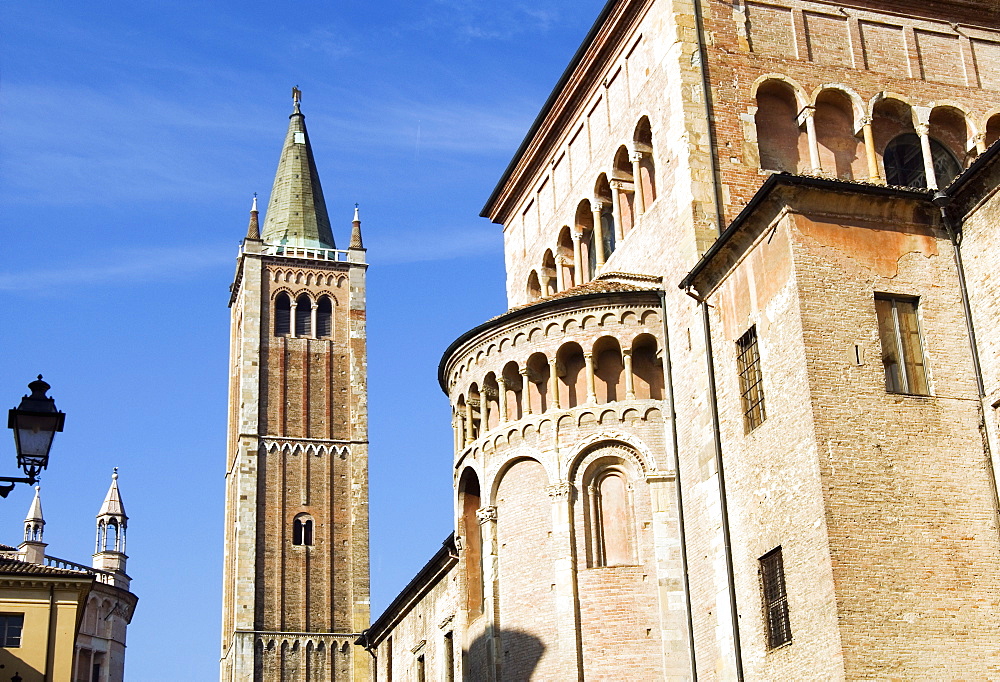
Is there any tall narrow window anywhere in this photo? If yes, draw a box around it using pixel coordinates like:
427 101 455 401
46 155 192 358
292 515 314 546
593 471 632 567
736 326 766 432
443 632 454 682
760 548 791 649
295 294 312 337
415 654 425 682
875 295 928 395
274 293 291 336
316 296 333 338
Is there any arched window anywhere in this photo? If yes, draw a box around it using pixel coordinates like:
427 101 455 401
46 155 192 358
293 514 314 546
502 361 523 421
295 294 312 337
631 334 663 400
556 343 586 409
557 227 576 289
274 293 291 336
541 250 557 296
815 89 864 180
593 336 623 403
316 296 333 338
595 175 616 260
634 117 657 206
613 146 635 235
525 352 550 414
527 271 541 301
755 80 804 173
884 134 961 189
592 470 632 567
458 469 483 617
575 201 595 283
986 114 1000 150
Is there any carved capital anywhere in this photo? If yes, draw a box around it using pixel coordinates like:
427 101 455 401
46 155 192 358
916 123 930 136
476 506 497 524
546 481 573 499
860 116 873 127
590 200 605 212
630 150 645 164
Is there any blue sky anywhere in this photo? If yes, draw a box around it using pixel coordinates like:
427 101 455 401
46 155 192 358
0 1 606 677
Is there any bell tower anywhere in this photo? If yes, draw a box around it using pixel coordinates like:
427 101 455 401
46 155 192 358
221 90 370 682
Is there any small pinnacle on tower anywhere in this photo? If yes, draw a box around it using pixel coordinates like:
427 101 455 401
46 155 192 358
350 203 364 250
246 192 261 240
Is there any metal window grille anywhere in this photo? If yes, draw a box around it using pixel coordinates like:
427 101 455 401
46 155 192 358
736 326 766 432
760 548 791 649
875 295 929 395
0 614 23 647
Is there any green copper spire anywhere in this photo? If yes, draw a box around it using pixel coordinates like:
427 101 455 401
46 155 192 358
261 88 336 249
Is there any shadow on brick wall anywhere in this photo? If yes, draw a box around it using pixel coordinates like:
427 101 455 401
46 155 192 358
466 629 545 681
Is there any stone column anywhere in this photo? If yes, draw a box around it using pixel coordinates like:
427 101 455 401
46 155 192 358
453 415 462 452
548 357 561 411
555 260 564 292
546 481 582 679
572 232 584 283
630 151 646 215
861 117 882 183
976 133 987 155
917 123 939 190
289 301 298 338
476 506 500 682
520 367 533 416
623 349 635 400
584 352 597 404
590 200 606 268
800 106 821 174
610 181 626 241
480 389 490 434
465 400 475 442
310 303 318 338
497 378 508 423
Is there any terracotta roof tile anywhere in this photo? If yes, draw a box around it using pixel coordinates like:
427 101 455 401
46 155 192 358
0 558 92 579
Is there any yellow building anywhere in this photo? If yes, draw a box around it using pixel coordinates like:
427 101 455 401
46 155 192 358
0 557 92 682
0 475 136 682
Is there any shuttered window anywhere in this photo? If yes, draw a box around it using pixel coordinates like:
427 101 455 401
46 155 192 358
274 293 291 336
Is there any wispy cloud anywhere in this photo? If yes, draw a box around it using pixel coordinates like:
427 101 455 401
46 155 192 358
396 1 561 41
0 246 233 292
370 225 500 264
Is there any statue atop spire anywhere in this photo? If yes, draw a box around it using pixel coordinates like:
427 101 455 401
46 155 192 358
260 88 336 250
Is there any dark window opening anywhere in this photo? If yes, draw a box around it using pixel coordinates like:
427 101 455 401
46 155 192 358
736 326 766 432
416 654 425 682
443 632 454 682
274 293 291 336
316 296 333 338
0 614 23 647
760 547 792 649
875 295 928 395
292 517 314 546
601 209 616 258
884 134 961 189
295 294 312 337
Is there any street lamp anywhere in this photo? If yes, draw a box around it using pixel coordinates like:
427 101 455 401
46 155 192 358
2 376 64 498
